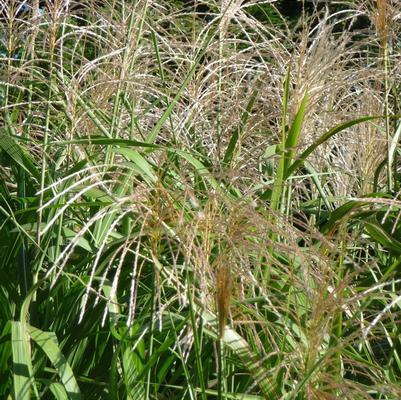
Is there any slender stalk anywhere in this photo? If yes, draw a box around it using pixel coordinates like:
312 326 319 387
377 0 392 192
384 44 392 192
186 268 207 400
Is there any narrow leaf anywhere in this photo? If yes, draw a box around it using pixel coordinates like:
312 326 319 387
11 321 34 400
283 92 308 174
28 326 82 400
223 86 259 165
0 131 40 181
286 116 379 178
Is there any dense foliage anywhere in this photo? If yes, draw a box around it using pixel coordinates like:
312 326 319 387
1 0 401 399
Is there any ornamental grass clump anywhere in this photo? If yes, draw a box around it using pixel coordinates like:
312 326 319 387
1 1 401 399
